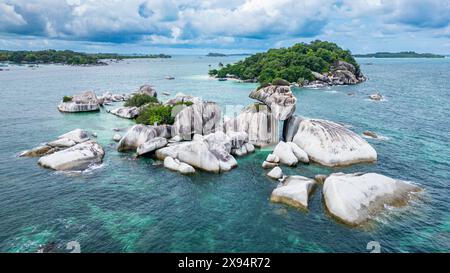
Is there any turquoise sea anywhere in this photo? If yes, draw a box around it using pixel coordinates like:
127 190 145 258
0 56 449 252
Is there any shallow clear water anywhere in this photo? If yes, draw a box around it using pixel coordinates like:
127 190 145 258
0 56 449 253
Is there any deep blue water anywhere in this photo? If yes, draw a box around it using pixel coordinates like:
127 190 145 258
0 56 449 252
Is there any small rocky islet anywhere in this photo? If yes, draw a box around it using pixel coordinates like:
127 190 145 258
20 62 421 227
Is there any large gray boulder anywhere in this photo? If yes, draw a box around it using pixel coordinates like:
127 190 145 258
19 129 89 157
291 118 377 167
109 107 140 119
137 137 168 156
282 115 303 142
139 85 157 97
37 141 104 171
58 91 100 112
118 124 171 152
173 101 222 140
323 173 422 226
249 85 296 120
155 131 238 173
224 104 279 147
270 176 316 209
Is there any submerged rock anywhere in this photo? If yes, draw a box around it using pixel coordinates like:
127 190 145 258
291 118 377 167
249 85 296 121
38 141 104 171
173 101 222 140
109 107 140 119
224 103 279 147
137 137 168 156
58 91 100 112
113 133 122 142
363 130 378 138
369 92 383 101
323 172 421 226
270 176 316 209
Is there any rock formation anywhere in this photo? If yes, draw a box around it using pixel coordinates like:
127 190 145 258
270 176 316 209
58 91 100 112
249 85 297 120
323 173 421 226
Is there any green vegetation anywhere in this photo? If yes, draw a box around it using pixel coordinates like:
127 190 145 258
353 51 445 58
136 104 175 125
135 101 194 125
207 53 227 57
124 93 158 107
0 50 172 65
62 96 73 102
271 78 290 86
208 40 360 84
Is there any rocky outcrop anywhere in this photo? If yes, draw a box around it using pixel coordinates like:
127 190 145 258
262 153 280 169
109 107 140 119
224 104 279 147
37 141 104 171
58 91 100 112
303 61 365 88
137 137 168 156
249 85 296 120
117 124 172 152
19 145 54 157
270 176 316 209
288 118 377 167
323 173 422 226
165 93 201 106
272 141 309 166
155 132 238 173
163 157 195 174
139 85 157 97
172 101 222 140
267 166 283 180
98 92 126 104
282 115 303 142
20 129 90 157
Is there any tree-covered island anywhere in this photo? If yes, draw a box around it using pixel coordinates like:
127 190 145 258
208 40 364 86
0 50 171 65
353 51 445 58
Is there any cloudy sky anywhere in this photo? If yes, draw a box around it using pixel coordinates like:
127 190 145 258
1 0 450 54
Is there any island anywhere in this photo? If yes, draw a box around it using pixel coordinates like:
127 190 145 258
206 52 251 57
353 51 445 58
0 50 171 65
208 40 365 87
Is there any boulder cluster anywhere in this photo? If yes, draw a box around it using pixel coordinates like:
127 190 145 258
20 129 104 171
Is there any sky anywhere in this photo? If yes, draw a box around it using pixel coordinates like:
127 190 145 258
1 0 450 54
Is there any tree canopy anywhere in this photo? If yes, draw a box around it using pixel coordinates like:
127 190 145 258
208 40 360 84
0 50 171 65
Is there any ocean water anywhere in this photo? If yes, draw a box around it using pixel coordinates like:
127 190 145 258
0 56 449 253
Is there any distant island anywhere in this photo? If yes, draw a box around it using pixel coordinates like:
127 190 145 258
208 40 365 87
0 50 171 65
354 51 445 58
206 52 250 57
